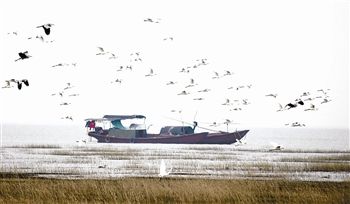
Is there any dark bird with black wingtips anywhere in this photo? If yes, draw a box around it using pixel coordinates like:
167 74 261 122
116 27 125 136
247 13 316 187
15 51 31 61
296 99 304 105
16 79 29 90
285 103 297 109
37 23 54 35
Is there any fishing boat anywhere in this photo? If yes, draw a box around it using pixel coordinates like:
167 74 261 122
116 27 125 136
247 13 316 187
85 115 249 144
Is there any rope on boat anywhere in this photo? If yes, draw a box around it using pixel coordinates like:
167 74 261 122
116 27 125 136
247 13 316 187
162 116 224 133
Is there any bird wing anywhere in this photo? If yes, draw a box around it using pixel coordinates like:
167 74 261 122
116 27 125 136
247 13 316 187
44 27 51 35
22 80 29 86
17 82 22 90
97 47 104 52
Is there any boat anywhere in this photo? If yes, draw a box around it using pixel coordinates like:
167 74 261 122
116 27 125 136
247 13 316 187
85 115 249 144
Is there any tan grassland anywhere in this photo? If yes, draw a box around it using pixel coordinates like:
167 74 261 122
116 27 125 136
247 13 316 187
0 177 349 203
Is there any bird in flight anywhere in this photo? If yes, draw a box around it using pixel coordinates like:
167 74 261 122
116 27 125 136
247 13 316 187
209 122 219 127
222 98 231 106
163 37 174 41
2 79 16 89
276 103 284 112
145 69 156 77
96 47 109 55
198 88 210 93
61 116 73 121
166 81 177 85
212 72 220 79
16 79 29 90
291 122 306 127
223 70 233 76
177 90 189 95
36 23 54 35
15 51 31 61
63 83 74 90
242 99 250 105
6 79 29 90
51 63 69 68
144 18 161 23
7 31 18 36
321 98 331 104
285 103 297 109
179 68 190 73
284 99 304 110
111 79 122 84
193 97 204 101
185 78 197 88
265 94 277 98
230 107 242 111
304 104 317 111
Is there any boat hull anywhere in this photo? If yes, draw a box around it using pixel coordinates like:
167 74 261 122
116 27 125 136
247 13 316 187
88 130 249 144
198 130 249 144
88 132 209 144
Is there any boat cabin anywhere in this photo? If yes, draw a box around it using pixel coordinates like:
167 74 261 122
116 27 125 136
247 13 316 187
85 115 147 138
159 126 194 135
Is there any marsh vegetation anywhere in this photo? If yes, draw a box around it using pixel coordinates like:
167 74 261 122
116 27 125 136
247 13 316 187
0 178 349 203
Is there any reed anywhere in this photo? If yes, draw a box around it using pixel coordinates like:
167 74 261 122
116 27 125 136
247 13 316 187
304 163 350 172
5 144 61 149
281 154 350 163
0 178 348 203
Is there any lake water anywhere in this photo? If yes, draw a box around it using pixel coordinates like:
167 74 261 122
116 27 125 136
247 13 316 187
1 124 349 151
1 124 349 181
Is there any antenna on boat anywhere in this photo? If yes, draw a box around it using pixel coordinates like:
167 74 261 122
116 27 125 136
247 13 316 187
193 110 198 122
193 111 198 132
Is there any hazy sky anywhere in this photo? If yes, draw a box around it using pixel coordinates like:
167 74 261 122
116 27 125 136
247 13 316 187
0 0 348 131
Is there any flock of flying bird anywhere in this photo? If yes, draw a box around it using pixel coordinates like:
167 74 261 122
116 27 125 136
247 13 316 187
4 23 77 121
3 23 55 90
3 18 333 130
265 88 332 127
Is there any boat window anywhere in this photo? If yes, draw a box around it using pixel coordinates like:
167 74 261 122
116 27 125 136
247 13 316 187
111 120 126 129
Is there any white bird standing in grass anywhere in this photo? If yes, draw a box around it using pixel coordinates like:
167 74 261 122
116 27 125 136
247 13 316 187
159 160 171 177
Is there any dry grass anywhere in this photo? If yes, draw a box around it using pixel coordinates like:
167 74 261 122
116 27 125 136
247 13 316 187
281 154 350 163
304 163 350 172
0 178 349 203
5 144 61 149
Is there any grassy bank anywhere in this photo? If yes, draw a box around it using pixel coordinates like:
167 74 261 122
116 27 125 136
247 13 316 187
0 177 349 203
